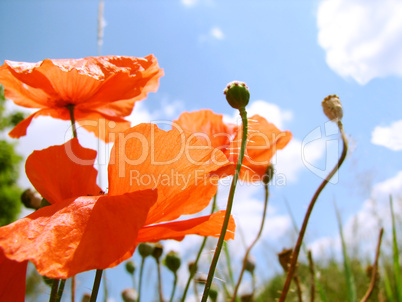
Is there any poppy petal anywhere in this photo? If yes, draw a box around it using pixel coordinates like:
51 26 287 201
108 123 230 224
8 107 70 138
136 210 236 243
174 109 233 151
0 251 27 302
25 138 101 204
0 64 53 108
0 189 157 279
75 110 132 143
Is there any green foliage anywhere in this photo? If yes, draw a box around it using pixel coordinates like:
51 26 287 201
0 83 24 226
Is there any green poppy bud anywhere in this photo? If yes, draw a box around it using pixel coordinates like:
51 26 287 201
208 286 218 302
125 260 135 275
245 256 256 274
164 251 181 273
322 94 343 121
188 261 197 273
223 81 250 109
138 243 153 258
262 164 275 185
121 288 138 302
152 243 164 260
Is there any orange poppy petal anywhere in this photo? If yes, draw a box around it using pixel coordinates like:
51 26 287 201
25 138 101 204
75 110 132 143
174 110 232 150
0 251 27 302
136 210 236 243
108 123 230 224
231 115 292 181
8 107 70 139
0 189 157 279
0 63 53 108
81 55 164 115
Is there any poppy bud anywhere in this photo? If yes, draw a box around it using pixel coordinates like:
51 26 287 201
245 256 256 274
322 94 343 121
81 293 91 302
278 248 293 273
262 164 275 185
240 293 253 302
152 243 163 260
208 286 218 302
188 261 197 273
125 260 135 275
21 188 42 210
223 81 250 109
138 243 153 258
164 251 181 273
121 288 138 302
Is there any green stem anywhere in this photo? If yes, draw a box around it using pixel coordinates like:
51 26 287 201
138 257 146 302
90 269 103 302
224 241 236 289
169 272 178 302
103 271 108 302
156 259 164 302
181 194 218 302
279 121 348 302
231 180 270 301
56 279 66 302
49 279 60 302
201 107 248 302
67 104 78 138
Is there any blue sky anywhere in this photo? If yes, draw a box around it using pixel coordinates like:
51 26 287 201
1 0 402 300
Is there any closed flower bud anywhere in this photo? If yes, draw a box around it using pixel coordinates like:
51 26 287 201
122 288 138 302
81 293 91 302
125 260 135 275
152 243 163 260
138 243 153 258
262 164 275 185
164 251 181 273
188 261 197 273
223 81 250 109
208 286 218 302
245 256 256 274
278 248 293 273
21 188 42 210
322 94 343 121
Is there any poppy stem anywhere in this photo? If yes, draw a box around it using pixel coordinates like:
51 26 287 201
90 269 103 302
67 104 78 139
55 279 66 302
231 175 270 301
169 272 178 302
49 279 60 302
201 107 248 302
181 193 218 302
279 120 348 302
138 257 146 302
156 258 164 302
71 276 76 302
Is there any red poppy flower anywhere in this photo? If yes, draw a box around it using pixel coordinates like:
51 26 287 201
174 109 292 182
0 55 164 142
0 123 234 298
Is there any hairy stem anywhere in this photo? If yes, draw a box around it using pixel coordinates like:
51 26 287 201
201 107 248 302
279 121 348 301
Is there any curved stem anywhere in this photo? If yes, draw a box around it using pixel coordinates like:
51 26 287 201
201 107 248 302
138 257 146 302
90 269 103 302
279 121 348 302
181 194 218 302
169 272 178 302
231 181 269 301
67 104 77 139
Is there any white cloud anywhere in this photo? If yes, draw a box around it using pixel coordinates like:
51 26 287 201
181 0 215 7
210 27 224 40
317 0 402 84
181 0 198 6
371 120 402 151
